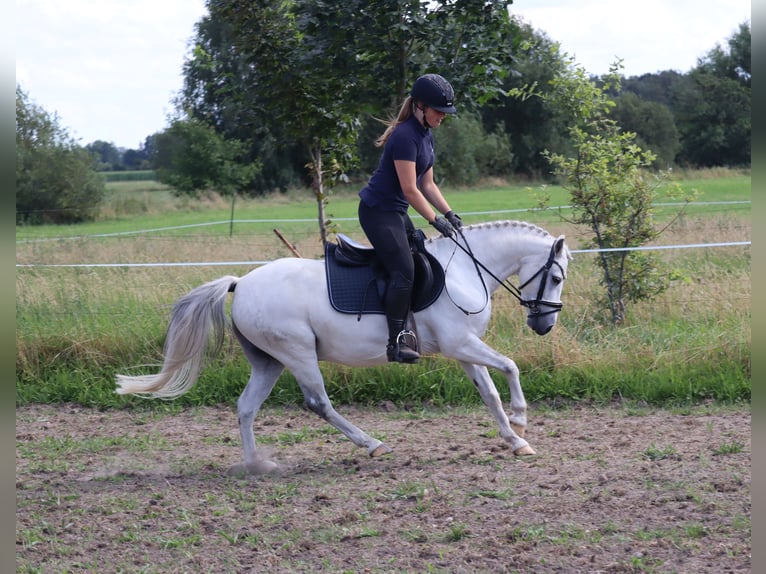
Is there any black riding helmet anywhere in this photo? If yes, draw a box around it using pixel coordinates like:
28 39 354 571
410 74 456 114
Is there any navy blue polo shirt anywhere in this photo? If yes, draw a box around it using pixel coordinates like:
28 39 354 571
359 115 434 213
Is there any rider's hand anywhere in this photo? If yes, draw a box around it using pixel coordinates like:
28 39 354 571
445 210 463 230
431 216 455 238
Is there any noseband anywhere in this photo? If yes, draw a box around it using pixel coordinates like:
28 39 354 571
446 232 565 317
516 242 565 317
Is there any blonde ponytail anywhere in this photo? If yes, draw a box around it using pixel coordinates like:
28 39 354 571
374 96 415 148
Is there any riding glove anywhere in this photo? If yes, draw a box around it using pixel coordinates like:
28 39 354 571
431 215 455 238
445 210 463 229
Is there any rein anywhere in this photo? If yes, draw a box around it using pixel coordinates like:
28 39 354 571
444 228 565 317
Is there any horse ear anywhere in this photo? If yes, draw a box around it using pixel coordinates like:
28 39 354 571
554 235 571 259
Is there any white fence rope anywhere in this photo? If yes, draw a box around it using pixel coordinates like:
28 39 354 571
15 241 750 269
16 201 750 268
15 201 750 244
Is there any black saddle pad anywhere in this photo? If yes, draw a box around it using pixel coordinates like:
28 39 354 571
324 242 445 315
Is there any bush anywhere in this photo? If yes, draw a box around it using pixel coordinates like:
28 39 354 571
434 112 514 186
153 118 260 196
16 86 105 224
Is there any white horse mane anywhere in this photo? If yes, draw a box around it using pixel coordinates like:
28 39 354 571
426 219 553 243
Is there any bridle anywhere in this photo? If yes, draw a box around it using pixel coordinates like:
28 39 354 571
444 229 566 317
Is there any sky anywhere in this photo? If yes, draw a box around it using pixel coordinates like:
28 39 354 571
16 0 751 150
511 0 751 77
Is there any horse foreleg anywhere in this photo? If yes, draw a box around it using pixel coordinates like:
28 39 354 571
293 364 391 457
459 362 534 456
450 336 529 436
500 358 528 439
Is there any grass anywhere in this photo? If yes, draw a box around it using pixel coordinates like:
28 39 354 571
642 443 678 461
15 167 750 241
15 170 751 410
713 440 746 455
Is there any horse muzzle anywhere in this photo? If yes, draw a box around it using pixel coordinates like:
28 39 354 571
524 302 562 336
527 315 554 336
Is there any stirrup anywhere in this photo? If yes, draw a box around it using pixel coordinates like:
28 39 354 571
387 330 420 363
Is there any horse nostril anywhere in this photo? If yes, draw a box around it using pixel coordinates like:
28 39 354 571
528 316 553 336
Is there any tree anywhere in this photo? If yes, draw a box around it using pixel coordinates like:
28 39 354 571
616 22 750 169
121 147 151 170
434 112 514 184
672 22 751 167
696 21 750 87
86 140 122 171
483 16 571 177
671 71 750 167
180 8 299 192
153 118 259 196
16 86 105 224
535 63 692 324
611 92 680 168
210 0 365 242
180 0 519 239
621 70 685 108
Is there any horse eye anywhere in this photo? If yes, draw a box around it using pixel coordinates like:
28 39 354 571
552 276 562 285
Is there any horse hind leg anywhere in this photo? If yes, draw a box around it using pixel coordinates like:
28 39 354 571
292 362 392 457
228 331 285 476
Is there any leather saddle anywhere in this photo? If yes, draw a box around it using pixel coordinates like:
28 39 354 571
324 231 445 317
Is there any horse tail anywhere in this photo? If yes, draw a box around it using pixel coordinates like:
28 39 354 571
115 275 240 399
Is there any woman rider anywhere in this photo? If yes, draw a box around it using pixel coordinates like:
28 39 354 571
358 73 463 363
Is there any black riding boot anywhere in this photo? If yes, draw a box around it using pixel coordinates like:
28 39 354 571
386 317 420 363
385 280 419 363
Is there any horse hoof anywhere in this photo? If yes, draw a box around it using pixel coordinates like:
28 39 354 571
513 445 536 456
511 423 526 438
227 460 279 476
369 444 393 458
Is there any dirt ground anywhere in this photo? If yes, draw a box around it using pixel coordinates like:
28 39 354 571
16 403 750 573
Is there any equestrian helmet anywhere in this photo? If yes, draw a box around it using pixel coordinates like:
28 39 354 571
410 74 456 114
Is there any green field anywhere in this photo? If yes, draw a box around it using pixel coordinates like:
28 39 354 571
16 169 751 409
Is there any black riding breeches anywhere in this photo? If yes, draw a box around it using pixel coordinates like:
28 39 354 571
358 201 415 287
358 201 416 323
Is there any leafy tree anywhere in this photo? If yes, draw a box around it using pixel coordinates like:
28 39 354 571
180 0 518 241
671 22 751 167
481 16 579 177
435 112 514 185
16 86 105 224
611 92 680 168
208 0 363 242
418 0 516 106
121 147 151 170
180 8 299 192
621 70 685 108
620 22 750 169
153 117 259 196
532 63 692 324
86 140 122 171
671 70 750 167
138 134 160 170
696 21 750 87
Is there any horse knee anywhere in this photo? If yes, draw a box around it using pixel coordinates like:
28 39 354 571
501 360 519 379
